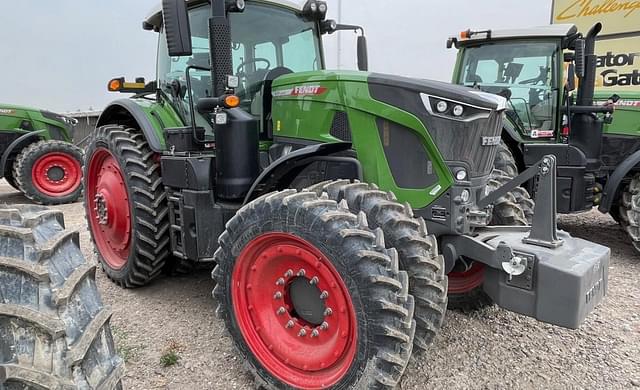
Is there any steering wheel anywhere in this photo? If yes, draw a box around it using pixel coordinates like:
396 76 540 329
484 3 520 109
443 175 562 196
236 58 271 77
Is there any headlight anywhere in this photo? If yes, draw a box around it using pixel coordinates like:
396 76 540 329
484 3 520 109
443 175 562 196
455 169 467 181
420 93 493 122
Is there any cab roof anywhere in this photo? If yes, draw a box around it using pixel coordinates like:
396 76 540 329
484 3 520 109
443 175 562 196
457 24 578 46
144 0 305 31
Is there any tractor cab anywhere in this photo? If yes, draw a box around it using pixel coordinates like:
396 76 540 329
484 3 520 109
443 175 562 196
450 25 579 142
449 24 616 214
141 0 365 139
151 1 323 133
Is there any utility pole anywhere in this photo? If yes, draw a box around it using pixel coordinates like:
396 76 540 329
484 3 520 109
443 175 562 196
337 0 342 68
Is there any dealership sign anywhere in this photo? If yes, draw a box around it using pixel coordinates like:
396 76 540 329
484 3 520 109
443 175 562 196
553 0 640 92
552 0 640 36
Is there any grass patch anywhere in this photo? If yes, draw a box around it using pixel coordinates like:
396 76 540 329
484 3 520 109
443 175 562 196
160 339 184 367
111 326 142 363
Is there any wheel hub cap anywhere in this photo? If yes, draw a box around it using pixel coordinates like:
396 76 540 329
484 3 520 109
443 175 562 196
232 233 357 389
94 193 108 225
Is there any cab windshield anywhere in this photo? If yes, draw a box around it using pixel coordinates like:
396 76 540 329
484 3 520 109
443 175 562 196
458 41 559 136
158 3 323 129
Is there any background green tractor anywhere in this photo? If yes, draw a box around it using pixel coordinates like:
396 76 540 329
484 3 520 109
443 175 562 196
0 104 84 204
449 23 640 252
84 0 609 388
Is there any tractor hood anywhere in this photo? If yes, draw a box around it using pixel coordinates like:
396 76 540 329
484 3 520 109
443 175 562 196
271 70 506 182
368 73 506 112
272 71 506 112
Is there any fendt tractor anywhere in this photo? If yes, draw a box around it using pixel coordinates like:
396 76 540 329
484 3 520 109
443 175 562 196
449 24 640 252
0 104 84 204
84 1 609 388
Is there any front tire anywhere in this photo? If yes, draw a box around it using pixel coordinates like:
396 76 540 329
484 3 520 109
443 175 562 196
308 180 447 355
213 189 415 389
0 205 123 389
84 125 171 287
12 140 83 204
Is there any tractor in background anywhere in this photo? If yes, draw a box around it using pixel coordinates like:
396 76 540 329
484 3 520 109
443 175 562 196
84 1 610 388
0 104 84 204
449 23 640 252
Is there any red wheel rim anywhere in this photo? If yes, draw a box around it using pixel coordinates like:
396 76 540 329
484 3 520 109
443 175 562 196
232 233 357 389
31 152 81 197
448 262 485 294
86 148 131 270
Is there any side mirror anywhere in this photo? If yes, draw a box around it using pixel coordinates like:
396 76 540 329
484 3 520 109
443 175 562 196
574 38 585 78
566 63 576 92
357 35 369 71
162 0 192 57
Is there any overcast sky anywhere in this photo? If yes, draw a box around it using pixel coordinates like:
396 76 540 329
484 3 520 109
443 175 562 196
0 0 551 113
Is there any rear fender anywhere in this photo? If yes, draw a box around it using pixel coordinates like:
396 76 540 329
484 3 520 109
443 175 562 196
96 99 169 152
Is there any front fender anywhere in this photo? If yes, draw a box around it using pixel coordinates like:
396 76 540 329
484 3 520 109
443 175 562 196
243 142 354 205
599 149 640 213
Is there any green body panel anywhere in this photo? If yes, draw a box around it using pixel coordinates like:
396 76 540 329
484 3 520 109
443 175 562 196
271 70 455 209
0 103 73 142
594 91 640 137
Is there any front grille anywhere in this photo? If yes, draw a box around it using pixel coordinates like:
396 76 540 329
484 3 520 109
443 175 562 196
422 111 503 178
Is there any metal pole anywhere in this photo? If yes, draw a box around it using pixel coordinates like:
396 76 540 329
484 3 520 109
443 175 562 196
337 0 342 68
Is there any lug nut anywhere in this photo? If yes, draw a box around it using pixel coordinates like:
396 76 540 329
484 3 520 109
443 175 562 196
277 307 286 315
298 329 307 337
311 329 320 338
320 321 329 331
324 308 333 316
297 269 306 277
320 291 329 300
273 291 283 300
286 320 295 328
310 276 319 285
276 277 285 286
284 269 294 278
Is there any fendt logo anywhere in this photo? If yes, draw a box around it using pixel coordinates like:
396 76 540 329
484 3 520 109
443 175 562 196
596 51 640 87
273 85 328 97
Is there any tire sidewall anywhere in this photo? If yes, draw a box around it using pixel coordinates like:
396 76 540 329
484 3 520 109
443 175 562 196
84 130 139 282
218 209 372 388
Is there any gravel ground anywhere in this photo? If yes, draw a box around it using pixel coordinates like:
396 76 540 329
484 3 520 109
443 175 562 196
1 180 638 389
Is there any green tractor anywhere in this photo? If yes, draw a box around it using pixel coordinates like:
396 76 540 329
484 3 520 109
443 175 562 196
0 104 84 204
84 1 609 388
448 24 640 251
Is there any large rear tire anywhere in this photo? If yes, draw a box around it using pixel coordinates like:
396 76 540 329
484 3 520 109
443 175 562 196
84 125 172 288
213 189 415 389
619 173 640 253
308 180 447 355
0 205 123 389
12 140 83 205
